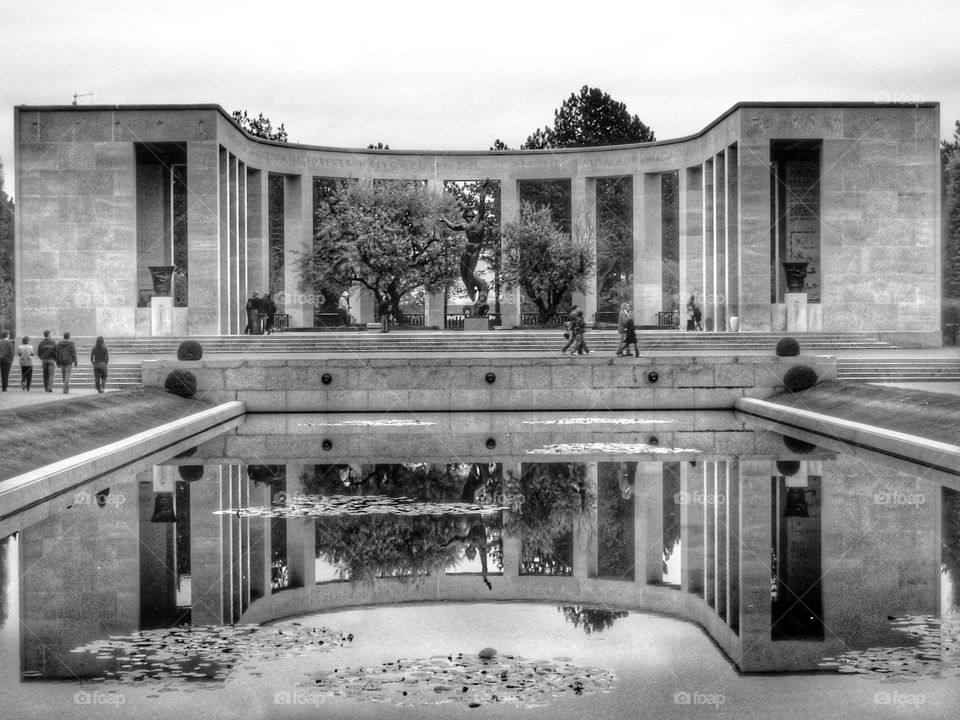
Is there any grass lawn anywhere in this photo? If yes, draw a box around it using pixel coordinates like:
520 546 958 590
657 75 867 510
0 388 214 482
768 380 960 447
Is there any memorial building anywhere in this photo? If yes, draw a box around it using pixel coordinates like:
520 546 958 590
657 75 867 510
13 101 942 344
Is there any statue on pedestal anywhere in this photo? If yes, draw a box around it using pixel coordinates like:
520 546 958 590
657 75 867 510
439 179 490 317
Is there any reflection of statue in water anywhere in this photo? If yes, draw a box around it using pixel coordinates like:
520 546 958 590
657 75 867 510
439 179 490 317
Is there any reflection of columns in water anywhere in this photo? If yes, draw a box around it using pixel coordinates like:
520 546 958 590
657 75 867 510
634 462 663 584
680 461 704 595
285 465 316 587
573 462 598 579
140 467 178 628
189 466 229 625
737 459 774 663
249 477 272 602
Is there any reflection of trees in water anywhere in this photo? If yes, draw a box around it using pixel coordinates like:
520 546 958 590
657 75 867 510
559 605 629 635
0 534 10 628
944 488 960 609
515 463 586 576
597 463 634 580
662 462 682 576
304 463 479 502
315 513 501 584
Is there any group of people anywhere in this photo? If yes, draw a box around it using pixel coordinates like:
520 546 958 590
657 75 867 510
560 302 640 357
0 330 110 394
244 292 277 335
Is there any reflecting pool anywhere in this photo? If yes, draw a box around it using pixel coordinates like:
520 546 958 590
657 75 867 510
2 411 959 718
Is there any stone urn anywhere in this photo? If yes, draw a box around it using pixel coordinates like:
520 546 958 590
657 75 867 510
148 265 176 297
782 261 809 293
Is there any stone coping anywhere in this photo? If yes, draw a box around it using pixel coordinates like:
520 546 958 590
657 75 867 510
0 401 245 536
734 396 960 480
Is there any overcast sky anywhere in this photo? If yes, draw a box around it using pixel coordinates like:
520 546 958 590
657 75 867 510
3 0 960 194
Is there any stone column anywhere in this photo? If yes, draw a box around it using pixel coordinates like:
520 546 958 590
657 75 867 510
636 174 663 327
424 178 447 328
245 168 268 300
247 476 273 603
714 153 727 330
571 177 597 323
498 178 520 328
285 465 316 587
186 141 221 334
228 154 239 334
725 146 741 326
679 166 704 331
702 159 715 331
283 175 313 329
737 140 773 331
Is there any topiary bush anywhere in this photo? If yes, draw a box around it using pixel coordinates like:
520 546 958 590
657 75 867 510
775 460 801 477
178 465 205 482
775 337 800 357
783 364 818 392
164 369 197 398
177 340 203 361
783 435 817 454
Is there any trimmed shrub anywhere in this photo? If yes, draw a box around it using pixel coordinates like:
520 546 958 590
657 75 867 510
783 364 818 392
178 465 205 482
164 369 197 398
783 435 817 454
775 337 800 357
177 340 203 361
775 460 801 477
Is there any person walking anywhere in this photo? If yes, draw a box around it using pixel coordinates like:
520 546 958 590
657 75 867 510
618 318 640 358
337 291 350 327
55 332 78 394
561 305 578 354
569 310 589 357
617 302 631 348
90 336 109 393
244 292 260 335
17 336 34 391
686 295 703 331
0 331 13 392
263 293 277 334
37 330 58 392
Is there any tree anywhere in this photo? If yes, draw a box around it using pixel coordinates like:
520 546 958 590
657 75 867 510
0 160 14 334
231 110 288 142
500 202 595 321
519 86 655 150
367 142 391 150
942 121 960 343
298 181 460 330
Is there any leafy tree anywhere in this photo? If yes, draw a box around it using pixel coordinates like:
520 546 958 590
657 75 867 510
367 142 390 150
942 121 960 342
0 160 14 334
500 202 595 321
298 181 460 329
231 110 288 142
520 86 655 150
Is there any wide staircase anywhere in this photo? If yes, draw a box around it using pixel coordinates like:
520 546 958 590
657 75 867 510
59 331 908 389
836 357 960 382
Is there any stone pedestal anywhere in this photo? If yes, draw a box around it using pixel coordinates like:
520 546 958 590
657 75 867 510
771 303 787 331
150 296 174 336
807 303 823 332
424 291 445 329
786 293 808 332
464 317 489 332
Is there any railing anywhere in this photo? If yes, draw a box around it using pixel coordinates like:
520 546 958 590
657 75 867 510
445 313 501 329
519 312 570 327
657 310 680 328
593 311 618 326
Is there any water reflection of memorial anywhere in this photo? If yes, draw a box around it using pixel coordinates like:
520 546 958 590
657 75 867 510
4 412 959 688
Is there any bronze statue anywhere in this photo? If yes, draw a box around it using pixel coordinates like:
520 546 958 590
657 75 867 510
439 179 490 317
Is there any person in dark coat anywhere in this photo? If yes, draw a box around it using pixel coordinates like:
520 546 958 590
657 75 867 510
618 318 640 357
244 292 261 334
90 336 109 393
37 330 58 392
263 293 277 334
18 336 34 391
55 332 78 394
0 331 14 392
